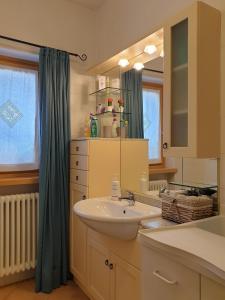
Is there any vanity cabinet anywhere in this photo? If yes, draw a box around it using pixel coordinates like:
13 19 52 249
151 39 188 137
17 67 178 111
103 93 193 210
201 276 225 300
70 138 147 291
70 183 88 285
141 246 200 300
163 1 220 158
87 236 141 300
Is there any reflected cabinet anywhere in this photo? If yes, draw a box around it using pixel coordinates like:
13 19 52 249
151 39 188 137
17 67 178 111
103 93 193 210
163 2 220 158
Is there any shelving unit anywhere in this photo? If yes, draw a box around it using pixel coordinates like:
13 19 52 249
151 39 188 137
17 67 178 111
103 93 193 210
89 86 131 138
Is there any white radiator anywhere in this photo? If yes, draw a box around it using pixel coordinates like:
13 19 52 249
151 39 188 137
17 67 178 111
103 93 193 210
0 193 39 277
149 180 168 191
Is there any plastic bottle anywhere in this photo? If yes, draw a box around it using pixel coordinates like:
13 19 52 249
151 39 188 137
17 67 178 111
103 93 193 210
84 116 91 137
112 118 118 138
111 175 121 200
139 172 148 193
90 116 98 137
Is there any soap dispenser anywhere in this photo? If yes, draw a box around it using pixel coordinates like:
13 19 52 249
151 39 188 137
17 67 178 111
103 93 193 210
111 174 121 200
139 172 148 193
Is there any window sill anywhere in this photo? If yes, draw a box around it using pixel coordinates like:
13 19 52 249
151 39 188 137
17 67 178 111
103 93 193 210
149 166 177 175
0 171 39 186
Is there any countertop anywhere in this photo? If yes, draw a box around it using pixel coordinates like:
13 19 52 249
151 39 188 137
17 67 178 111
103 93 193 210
139 218 225 285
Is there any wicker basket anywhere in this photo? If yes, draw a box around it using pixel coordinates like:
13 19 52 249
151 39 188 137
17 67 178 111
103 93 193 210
161 193 213 223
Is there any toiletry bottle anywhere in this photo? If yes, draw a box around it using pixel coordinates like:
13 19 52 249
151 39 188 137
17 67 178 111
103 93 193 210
112 118 118 138
111 175 121 200
140 172 148 193
84 116 91 137
90 116 98 137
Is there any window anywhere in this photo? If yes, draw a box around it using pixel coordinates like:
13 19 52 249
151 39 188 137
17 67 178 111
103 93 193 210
143 83 162 164
0 56 39 172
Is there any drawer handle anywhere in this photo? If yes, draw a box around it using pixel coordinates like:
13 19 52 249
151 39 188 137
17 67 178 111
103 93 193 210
82 195 86 200
153 270 177 285
163 142 168 150
76 176 79 181
105 259 109 266
76 161 79 166
76 146 79 151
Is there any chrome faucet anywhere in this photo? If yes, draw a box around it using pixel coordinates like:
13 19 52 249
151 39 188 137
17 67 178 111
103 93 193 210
119 191 135 206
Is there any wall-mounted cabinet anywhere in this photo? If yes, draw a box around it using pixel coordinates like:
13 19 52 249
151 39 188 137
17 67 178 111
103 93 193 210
163 1 220 158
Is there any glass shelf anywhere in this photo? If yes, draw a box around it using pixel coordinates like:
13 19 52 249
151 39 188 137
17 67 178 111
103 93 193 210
89 86 131 96
169 181 218 190
93 111 131 117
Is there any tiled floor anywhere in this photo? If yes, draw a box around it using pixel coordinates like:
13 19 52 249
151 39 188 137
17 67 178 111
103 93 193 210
0 279 89 300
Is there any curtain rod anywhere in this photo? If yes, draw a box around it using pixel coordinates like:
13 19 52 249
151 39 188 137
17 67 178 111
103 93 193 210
0 34 88 61
143 68 163 74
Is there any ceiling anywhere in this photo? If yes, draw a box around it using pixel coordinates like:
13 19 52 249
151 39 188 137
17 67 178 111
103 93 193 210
72 0 105 10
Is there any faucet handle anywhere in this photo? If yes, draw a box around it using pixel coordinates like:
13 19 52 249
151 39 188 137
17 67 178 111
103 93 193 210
127 191 134 199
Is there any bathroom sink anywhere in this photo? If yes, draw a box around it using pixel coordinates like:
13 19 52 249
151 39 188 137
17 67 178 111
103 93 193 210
74 197 161 240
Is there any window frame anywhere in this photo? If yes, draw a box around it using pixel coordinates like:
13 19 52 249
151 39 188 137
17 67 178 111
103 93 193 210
0 55 39 181
142 82 163 166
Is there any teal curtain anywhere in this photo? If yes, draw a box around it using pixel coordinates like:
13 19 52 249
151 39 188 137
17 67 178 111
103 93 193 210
36 48 70 293
121 69 144 138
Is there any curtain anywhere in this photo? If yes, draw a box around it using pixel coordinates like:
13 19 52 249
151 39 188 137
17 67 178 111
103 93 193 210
121 69 144 138
36 48 70 293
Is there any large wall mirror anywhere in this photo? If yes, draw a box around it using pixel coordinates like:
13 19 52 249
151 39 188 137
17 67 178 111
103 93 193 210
88 26 218 199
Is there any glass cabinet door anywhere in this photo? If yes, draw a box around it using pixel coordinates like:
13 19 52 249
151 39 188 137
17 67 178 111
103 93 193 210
171 18 188 147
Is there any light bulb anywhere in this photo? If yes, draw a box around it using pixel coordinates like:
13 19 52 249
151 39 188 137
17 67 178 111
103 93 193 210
160 49 164 57
118 59 129 67
144 45 157 55
133 62 144 71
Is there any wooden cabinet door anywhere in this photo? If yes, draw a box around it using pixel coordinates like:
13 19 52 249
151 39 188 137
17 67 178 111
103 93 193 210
87 238 111 300
141 247 200 300
110 253 140 300
163 2 220 158
201 276 225 300
163 3 196 158
70 183 88 285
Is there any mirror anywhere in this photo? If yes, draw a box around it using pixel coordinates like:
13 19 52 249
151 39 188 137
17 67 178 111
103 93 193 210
88 27 218 201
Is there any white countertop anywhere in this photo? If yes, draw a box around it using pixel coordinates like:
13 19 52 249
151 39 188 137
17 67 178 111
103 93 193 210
139 217 225 285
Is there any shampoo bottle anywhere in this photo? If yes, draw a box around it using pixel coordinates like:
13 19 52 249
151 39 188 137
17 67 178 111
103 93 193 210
90 116 98 137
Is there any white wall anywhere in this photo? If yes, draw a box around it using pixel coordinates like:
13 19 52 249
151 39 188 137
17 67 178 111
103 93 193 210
0 0 97 68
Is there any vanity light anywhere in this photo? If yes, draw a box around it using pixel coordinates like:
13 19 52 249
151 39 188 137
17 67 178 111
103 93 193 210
144 45 157 55
133 62 144 71
118 59 129 67
160 49 164 57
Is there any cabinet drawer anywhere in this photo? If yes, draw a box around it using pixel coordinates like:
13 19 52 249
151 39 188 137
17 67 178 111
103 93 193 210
71 155 88 170
141 247 200 300
71 169 88 186
71 140 89 155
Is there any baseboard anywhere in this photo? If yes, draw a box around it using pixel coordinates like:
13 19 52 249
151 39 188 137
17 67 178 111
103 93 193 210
73 277 92 299
0 269 35 287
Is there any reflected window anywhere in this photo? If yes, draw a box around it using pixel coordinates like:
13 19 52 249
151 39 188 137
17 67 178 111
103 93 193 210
143 84 162 164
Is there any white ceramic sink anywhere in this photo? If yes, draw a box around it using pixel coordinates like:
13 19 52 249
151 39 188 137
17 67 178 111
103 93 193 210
74 197 161 240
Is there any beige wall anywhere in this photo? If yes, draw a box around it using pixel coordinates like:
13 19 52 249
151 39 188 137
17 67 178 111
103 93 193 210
0 0 97 68
95 0 225 64
70 61 96 138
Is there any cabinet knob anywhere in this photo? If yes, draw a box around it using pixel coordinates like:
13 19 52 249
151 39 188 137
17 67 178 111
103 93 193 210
76 161 79 166
109 263 113 270
76 176 79 181
82 195 86 200
163 142 168 150
105 259 109 266
76 146 79 152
